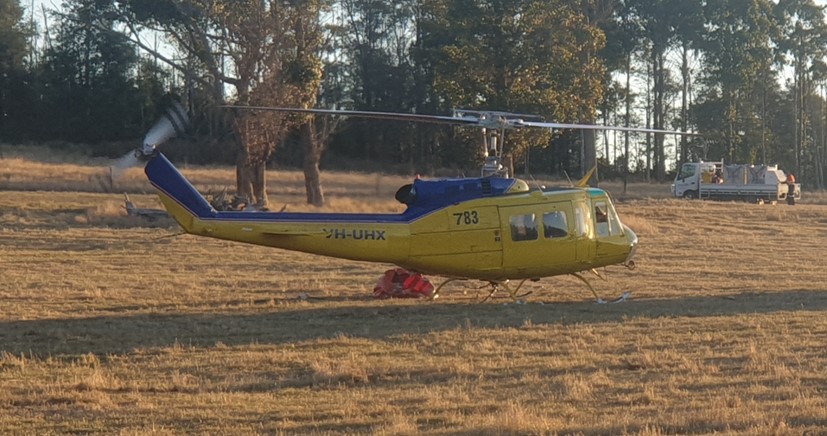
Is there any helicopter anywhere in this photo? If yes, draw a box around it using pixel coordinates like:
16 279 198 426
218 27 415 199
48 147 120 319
126 103 692 302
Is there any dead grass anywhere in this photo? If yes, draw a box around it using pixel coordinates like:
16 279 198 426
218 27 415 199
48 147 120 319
2 149 827 434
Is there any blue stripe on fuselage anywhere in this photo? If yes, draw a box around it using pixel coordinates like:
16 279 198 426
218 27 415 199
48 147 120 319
145 153 422 223
144 152 518 224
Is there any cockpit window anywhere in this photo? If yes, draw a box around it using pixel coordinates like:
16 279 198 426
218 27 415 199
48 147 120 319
595 201 610 237
594 200 623 237
608 202 622 235
510 214 538 241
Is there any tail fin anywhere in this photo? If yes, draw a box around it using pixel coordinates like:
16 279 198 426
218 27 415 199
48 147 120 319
144 153 215 219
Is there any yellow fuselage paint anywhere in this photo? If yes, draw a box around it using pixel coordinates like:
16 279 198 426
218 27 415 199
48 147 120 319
156 184 636 282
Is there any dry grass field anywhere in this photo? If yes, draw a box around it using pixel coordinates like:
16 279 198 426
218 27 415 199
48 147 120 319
2 146 827 435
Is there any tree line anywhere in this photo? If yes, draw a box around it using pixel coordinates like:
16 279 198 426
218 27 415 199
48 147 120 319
1 0 826 205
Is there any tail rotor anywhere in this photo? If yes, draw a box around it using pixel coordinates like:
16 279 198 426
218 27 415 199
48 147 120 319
110 102 190 177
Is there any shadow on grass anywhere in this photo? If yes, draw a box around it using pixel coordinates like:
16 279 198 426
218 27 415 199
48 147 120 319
2 289 826 356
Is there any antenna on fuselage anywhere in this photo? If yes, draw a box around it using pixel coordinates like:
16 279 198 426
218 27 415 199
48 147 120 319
528 174 544 191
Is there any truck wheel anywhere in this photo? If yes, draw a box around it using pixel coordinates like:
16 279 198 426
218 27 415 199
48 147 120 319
682 190 697 199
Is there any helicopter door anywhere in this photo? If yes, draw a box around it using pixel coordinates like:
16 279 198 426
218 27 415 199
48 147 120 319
573 201 594 263
500 202 577 275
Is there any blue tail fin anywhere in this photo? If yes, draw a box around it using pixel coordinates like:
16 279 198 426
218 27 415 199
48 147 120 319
144 153 215 218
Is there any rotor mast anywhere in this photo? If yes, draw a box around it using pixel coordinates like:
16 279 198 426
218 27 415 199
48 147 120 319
481 127 508 177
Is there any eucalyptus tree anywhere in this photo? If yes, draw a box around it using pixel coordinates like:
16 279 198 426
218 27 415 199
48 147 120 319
0 0 25 70
417 0 606 176
293 0 327 206
598 4 643 187
116 0 328 207
696 0 779 165
622 0 702 180
332 0 425 165
806 60 827 188
774 0 827 182
0 0 30 143
672 2 704 165
38 0 145 144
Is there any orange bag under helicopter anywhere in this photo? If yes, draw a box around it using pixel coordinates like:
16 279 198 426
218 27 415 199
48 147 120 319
373 268 434 299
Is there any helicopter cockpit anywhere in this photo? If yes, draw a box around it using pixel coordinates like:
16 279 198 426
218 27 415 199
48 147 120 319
592 196 623 238
587 189 638 267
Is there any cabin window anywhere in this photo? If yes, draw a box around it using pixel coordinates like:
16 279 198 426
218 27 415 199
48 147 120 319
543 211 568 239
575 205 588 237
510 214 538 241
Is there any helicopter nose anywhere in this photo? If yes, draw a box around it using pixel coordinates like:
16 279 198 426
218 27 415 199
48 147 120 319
623 224 638 269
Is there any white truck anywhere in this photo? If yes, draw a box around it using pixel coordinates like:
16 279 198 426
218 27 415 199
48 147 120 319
671 161 801 203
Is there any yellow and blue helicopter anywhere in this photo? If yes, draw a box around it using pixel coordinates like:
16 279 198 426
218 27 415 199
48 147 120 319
127 104 689 302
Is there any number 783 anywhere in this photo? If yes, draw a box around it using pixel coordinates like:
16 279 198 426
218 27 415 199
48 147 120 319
453 210 479 225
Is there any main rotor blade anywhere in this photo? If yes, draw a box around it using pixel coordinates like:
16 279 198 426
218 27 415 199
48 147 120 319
223 105 481 126
225 105 698 136
519 120 698 136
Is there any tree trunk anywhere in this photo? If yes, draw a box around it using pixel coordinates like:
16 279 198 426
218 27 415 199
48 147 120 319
300 120 325 206
680 42 689 165
582 129 597 186
251 161 268 209
799 67 807 180
653 49 666 181
645 57 652 181
236 151 269 208
236 153 254 203
580 0 597 187
623 52 631 193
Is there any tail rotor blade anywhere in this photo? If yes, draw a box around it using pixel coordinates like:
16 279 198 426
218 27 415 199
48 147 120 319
109 150 141 180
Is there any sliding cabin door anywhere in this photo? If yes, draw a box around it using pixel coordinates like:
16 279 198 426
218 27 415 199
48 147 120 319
500 201 577 276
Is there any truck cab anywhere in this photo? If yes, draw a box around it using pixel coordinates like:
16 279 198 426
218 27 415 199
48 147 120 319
671 161 719 198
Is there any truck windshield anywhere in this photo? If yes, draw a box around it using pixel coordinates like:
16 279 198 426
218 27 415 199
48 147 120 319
678 164 695 180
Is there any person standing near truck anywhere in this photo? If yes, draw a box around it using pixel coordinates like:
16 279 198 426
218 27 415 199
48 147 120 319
786 173 796 205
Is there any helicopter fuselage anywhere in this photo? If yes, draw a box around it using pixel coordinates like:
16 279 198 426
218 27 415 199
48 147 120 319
147 153 637 282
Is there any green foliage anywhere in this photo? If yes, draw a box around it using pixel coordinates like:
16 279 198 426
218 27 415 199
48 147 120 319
4 0 827 185
0 0 26 72
414 0 607 171
34 0 150 148
0 0 29 141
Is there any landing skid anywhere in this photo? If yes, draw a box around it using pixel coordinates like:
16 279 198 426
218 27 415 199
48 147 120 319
431 271 630 304
570 269 630 304
431 278 532 302
480 279 533 303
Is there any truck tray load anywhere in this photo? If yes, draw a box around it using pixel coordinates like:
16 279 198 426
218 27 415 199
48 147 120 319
671 161 801 203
